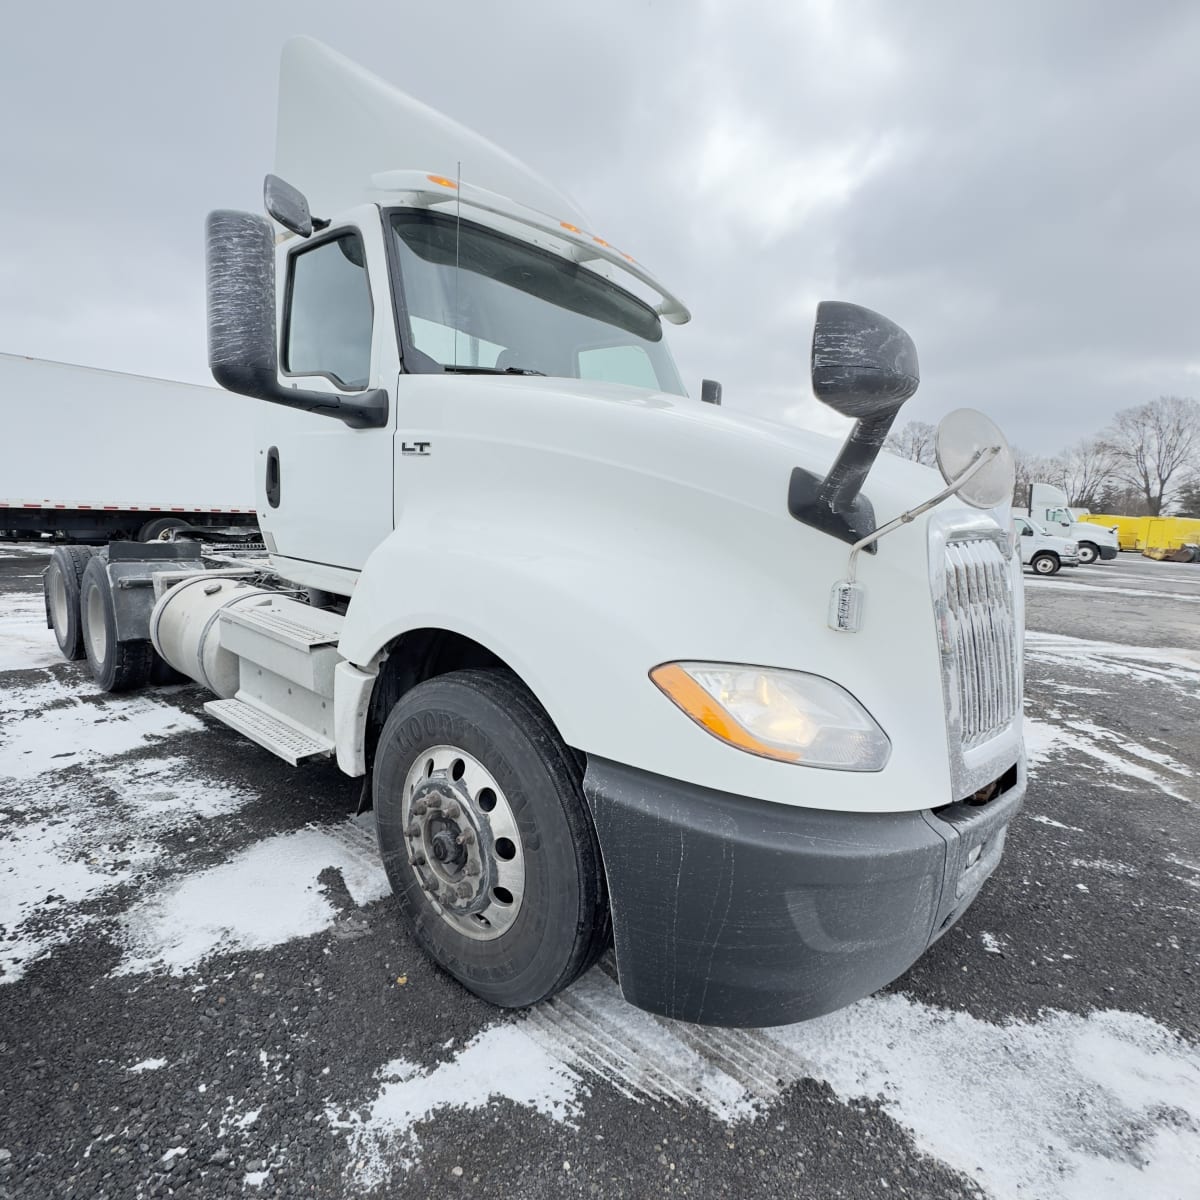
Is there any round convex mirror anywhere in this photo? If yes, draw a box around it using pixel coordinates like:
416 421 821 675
934 408 1016 509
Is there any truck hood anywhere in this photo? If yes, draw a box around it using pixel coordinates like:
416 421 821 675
463 375 954 529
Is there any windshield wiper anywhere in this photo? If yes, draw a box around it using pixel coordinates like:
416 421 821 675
441 365 546 376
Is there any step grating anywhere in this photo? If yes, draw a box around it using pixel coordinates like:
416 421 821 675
204 698 332 766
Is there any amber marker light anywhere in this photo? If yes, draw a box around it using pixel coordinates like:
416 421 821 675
560 221 582 233
650 664 801 763
649 662 891 771
427 174 459 188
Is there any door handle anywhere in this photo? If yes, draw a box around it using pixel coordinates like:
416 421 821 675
266 446 281 508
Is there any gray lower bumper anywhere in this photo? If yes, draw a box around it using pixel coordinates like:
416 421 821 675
583 759 1024 1028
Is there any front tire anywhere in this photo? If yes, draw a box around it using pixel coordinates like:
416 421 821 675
1077 542 1099 565
1031 552 1060 576
374 669 609 1008
79 556 154 692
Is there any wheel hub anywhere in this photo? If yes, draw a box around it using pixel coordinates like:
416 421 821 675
401 746 525 941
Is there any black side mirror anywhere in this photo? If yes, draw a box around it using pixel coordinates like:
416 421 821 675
788 301 920 545
205 210 387 429
701 379 722 406
264 174 315 238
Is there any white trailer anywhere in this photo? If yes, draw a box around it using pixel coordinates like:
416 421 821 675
43 39 1028 1028
0 354 258 544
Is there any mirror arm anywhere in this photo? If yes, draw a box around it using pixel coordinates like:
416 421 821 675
817 411 900 514
844 446 999 584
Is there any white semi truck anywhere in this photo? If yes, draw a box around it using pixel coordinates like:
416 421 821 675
42 38 1027 1027
1021 482 1118 564
1 354 259 544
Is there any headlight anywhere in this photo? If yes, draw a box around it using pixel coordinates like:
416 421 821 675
649 662 891 771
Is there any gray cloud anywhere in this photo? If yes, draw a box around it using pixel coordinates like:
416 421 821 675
1 0 1196 452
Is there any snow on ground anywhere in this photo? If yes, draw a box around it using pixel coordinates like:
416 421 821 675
1025 630 1200 684
1025 578 1200 604
0 688 203 781
0 592 59 671
4 563 1199 1197
115 824 391 976
335 969 1200 1199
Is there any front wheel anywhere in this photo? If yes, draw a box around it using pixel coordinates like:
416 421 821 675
1077 542 1099 565
1031 552 1060 576
374 669 609 1008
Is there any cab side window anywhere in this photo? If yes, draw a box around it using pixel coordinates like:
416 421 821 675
285 232 373 390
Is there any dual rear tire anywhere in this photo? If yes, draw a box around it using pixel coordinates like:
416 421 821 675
43 547 154 690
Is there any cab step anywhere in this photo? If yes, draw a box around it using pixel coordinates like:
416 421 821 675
204 697 333 765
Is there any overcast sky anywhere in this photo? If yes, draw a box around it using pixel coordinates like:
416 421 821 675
2 0 1197 451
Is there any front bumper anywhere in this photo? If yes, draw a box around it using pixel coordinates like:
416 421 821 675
583 757 1024 1028
1098 544 1119 560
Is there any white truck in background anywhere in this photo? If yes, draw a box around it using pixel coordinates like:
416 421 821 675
40 38 1028 1028
1021 482 1118 564
0 354 259 545
1012 515 1079 575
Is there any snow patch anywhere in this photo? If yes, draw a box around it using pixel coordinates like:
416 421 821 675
979 931 1005 954
0 811 131 983
1028 813 1083 833
334 970 1200 1197
126 1058 167 1073
0 593 60 671
0 693 203 781
115 825 390 975
335 1025 585 1184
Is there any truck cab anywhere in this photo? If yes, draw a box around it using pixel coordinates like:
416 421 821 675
1024 483 1118 563
47 37 1029 1029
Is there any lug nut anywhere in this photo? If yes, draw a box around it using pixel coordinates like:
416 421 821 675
409 853 426 867
465 861 481 877
425 795 443 811
457 830 475 846
412 800 428 817
406 822 421 838
456 882 473 900
445 801 461 819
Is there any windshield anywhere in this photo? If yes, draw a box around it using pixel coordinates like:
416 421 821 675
389 210 685 394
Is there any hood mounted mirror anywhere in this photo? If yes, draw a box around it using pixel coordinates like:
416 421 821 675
827 407 1016 633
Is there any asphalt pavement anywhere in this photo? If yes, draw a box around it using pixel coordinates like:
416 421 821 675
1 546 1197 1200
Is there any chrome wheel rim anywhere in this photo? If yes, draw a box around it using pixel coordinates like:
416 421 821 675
401 745 525 941
85 584 106 662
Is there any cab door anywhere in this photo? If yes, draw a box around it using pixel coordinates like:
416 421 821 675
257 205 398 576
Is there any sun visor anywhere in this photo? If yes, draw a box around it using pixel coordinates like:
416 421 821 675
275 38 591 228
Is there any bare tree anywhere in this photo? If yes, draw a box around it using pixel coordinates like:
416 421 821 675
884 420 937 467
1105 396 1200 516
1051 437 1119 510
1010 446 1056 507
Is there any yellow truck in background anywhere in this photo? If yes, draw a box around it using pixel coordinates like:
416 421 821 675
1079 514 1200 561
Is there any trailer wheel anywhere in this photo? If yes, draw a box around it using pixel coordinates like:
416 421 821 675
138 517 190 542
79 557 154 692
374 669 609 1008
1031 552 1060 576
1077 542 1099 565
43 546 99 661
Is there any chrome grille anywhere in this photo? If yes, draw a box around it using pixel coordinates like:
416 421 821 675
942 537 1020 748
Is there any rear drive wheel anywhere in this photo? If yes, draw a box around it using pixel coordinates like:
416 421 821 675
374 669 609 1008
43 546 99 661
1077 542 1099 565
79 556 154 692
1031 552 1060 576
